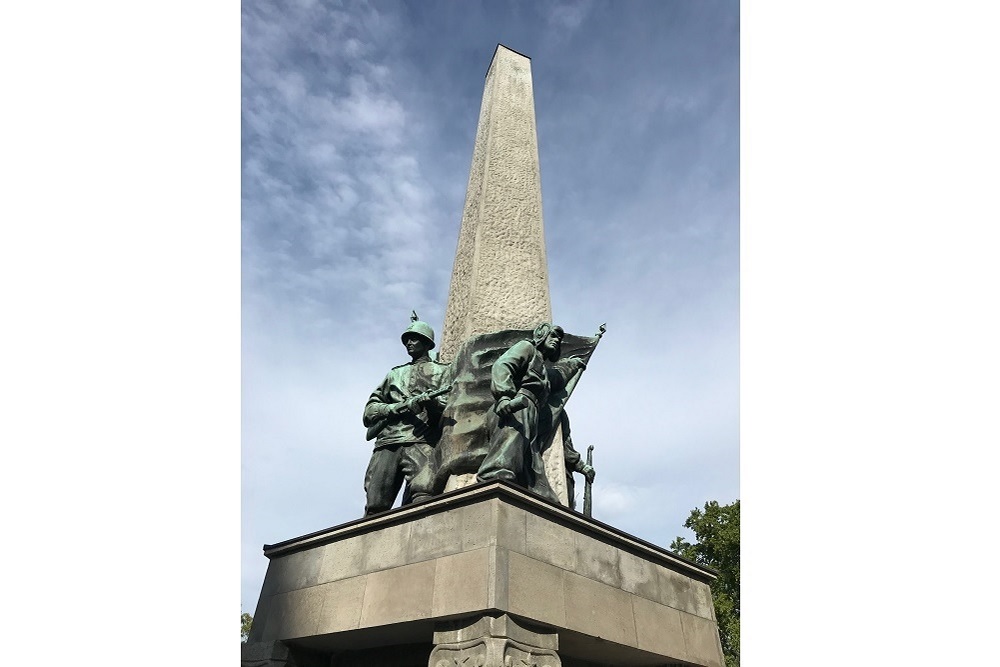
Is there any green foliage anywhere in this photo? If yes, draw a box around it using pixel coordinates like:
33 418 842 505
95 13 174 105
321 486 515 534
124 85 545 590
241 613 253 643
671 500 740 667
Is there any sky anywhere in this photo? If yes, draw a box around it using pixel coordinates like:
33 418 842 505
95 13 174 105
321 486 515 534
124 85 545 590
241 0 739 615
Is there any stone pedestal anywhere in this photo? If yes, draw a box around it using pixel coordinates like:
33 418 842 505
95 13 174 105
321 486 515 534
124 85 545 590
241 640 294 667
240 639 326 667
245 481 725 667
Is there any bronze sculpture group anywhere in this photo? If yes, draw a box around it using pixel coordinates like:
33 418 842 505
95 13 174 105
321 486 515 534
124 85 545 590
362 314 598 516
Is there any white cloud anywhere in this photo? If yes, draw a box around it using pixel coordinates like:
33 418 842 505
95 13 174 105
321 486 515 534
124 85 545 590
547 1 593 33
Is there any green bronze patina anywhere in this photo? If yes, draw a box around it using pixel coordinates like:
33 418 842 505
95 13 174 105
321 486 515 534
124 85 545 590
361 316 603 514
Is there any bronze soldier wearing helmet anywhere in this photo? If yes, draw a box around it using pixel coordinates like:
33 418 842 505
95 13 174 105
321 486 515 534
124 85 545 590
361 313 451 515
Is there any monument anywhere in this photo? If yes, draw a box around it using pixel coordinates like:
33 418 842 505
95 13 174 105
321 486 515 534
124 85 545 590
243 45 726 667
434 44 586 506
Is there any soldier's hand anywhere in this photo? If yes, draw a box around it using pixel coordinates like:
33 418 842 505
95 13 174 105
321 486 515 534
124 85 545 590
390 398 419 415
496 398 513 417
582 464 596 483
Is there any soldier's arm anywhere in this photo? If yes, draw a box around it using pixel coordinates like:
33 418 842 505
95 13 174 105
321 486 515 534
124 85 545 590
428 384 450 413
491 341 530 398
561 439 593 480
363 375 396 427
491 341 533 415
563 440 582 469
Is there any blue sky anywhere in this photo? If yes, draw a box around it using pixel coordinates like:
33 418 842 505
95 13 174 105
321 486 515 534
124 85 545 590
242 0 739 614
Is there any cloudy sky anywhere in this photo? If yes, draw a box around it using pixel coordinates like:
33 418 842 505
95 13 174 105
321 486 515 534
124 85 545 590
242 0 739 614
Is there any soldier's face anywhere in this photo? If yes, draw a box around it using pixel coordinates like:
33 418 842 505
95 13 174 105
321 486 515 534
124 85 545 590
403 334 431 358
543 331 562 354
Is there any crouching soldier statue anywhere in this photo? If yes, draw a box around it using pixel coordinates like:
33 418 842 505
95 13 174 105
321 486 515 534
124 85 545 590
362 313 451 516
477 323 587 502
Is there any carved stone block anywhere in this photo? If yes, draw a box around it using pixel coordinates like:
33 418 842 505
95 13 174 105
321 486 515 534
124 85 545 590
429 613 561 667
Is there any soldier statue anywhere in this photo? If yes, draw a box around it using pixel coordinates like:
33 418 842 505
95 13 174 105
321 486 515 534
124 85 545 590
361 313 451 516
558 412 596 511
476 322 586 501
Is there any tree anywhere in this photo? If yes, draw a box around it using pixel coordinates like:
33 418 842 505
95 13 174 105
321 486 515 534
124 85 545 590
241 612 253 643
671 500 739 667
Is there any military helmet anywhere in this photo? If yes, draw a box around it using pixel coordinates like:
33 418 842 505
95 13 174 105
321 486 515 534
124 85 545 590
402 311 435 349
530 322 563 346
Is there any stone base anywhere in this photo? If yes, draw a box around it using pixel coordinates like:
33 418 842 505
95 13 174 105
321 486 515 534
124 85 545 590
247 480 725 666
240 640 327 667
241 640 293 667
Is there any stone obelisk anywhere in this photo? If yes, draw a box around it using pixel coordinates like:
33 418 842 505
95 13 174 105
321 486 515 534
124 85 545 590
438 44 552 362
437 44 568 503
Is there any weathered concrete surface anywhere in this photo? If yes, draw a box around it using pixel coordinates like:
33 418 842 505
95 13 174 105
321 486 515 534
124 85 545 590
241 640 327 667
439 44 552 362
247 481 725 667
